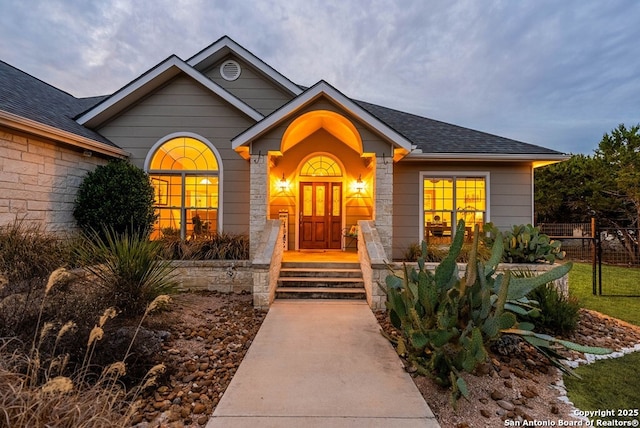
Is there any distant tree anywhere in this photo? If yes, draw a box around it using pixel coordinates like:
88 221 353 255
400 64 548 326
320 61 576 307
535 124 640 261
535 124 640 226
535 154 597 223
593 123 640 228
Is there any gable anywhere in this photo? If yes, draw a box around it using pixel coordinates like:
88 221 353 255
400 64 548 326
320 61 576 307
97 75 255 167
200 54 295 116
77 56 262 129
232 81 413 160
187 36 302 97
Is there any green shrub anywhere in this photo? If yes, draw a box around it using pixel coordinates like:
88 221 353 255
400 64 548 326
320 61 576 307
384 220 607 405
75 228 178 316
484 223 565 264
512 269 580 335
73 160 156 238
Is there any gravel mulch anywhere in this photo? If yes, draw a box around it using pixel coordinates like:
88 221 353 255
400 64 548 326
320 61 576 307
134 293 640 428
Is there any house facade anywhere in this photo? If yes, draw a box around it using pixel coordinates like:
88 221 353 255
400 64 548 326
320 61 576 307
1 36 567 299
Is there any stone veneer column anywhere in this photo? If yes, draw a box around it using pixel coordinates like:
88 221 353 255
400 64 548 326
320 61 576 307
374 156 393 260
249 154 268 258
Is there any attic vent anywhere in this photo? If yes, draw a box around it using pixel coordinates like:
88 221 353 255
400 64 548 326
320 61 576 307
220 60 241 81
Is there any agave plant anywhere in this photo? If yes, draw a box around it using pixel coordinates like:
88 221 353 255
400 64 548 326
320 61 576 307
383 220 610 405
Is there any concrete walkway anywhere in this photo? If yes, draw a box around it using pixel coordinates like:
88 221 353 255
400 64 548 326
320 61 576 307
207 300 439 427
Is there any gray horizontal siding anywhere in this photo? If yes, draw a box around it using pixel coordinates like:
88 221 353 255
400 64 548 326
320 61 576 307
392 161 533 260
204 56 293 116
96 75 254 233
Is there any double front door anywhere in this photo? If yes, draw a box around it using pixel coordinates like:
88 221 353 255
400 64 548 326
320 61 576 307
300 182 342 249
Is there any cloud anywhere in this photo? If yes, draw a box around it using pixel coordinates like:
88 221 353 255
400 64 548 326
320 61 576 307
0 0 639 154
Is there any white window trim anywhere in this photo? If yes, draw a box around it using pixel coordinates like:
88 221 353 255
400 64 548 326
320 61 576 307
418 171 491 242
145 132 224 234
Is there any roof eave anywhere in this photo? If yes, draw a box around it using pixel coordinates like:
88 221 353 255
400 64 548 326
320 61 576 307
0 110 129 158
232 81 413 153
403 152 570 166
76 56 263 128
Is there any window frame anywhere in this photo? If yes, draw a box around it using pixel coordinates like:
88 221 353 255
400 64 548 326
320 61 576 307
145 133 224 239
419 171 490 242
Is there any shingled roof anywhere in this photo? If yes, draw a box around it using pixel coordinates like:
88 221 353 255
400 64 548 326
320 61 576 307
1 57 564 159
356 100 564 155
0 60 115 146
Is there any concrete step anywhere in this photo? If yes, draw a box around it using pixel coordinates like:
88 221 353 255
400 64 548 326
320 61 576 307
276 261 365 301
280 261 360 270
275 287 367 300
279 268 363 278
277 277 364 289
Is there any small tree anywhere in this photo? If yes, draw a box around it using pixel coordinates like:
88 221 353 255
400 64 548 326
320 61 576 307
74 160 156 237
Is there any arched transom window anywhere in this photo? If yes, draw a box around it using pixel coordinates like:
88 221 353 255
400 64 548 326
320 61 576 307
148 137 220 240
300 155 342 177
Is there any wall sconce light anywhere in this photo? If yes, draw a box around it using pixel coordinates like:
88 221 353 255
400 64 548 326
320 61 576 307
279 173 289 192
355 174 364 193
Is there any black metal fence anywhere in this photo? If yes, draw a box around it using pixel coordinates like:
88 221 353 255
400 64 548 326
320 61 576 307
537 221 595 263
538 219 640 296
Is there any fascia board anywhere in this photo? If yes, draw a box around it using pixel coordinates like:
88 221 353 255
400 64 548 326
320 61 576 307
402 152 570 162
0 110 129 158
232 81 413 152
77 56 263 127
187 36 303 97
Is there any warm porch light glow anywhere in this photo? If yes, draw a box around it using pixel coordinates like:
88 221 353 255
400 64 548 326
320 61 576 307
355 174 364 193
350 174 366 195
278 173 290 192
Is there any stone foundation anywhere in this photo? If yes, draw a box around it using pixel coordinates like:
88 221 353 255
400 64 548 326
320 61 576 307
171 260 253 293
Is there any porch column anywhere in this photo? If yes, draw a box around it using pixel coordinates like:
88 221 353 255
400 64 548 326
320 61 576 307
249 154 268 258
374 156 393 260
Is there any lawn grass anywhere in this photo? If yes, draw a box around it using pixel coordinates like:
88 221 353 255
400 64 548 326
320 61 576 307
568 262 640 326
565 262 640 417
564 352 640 421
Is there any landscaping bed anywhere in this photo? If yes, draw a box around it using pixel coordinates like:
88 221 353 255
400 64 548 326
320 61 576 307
377 307 640 428
136 292 640 428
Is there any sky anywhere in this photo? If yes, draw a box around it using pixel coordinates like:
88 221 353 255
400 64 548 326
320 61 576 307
1 0 639 155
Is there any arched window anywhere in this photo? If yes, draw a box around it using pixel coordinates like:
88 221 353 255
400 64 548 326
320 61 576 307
300 155 343 177
147 136 220 240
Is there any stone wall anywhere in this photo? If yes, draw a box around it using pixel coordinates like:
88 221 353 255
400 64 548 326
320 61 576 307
358 220 389 310
249 153 268 258
374 156 393 258
251 219 284 310
0 129 107 232
171 260 253 293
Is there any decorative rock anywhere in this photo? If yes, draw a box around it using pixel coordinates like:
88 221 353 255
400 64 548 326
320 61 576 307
193 403 206 414
479 397 489 404
490 390 505 401
504 380 513 388
522 387 538 398
498 368 511 379
497 400 515 411
480 409 491 418
551 405 560 414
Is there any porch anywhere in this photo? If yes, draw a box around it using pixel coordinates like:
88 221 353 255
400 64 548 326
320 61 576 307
251 219 389 310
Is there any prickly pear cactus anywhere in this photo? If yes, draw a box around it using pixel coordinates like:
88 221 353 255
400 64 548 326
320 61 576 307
487 223 566 264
